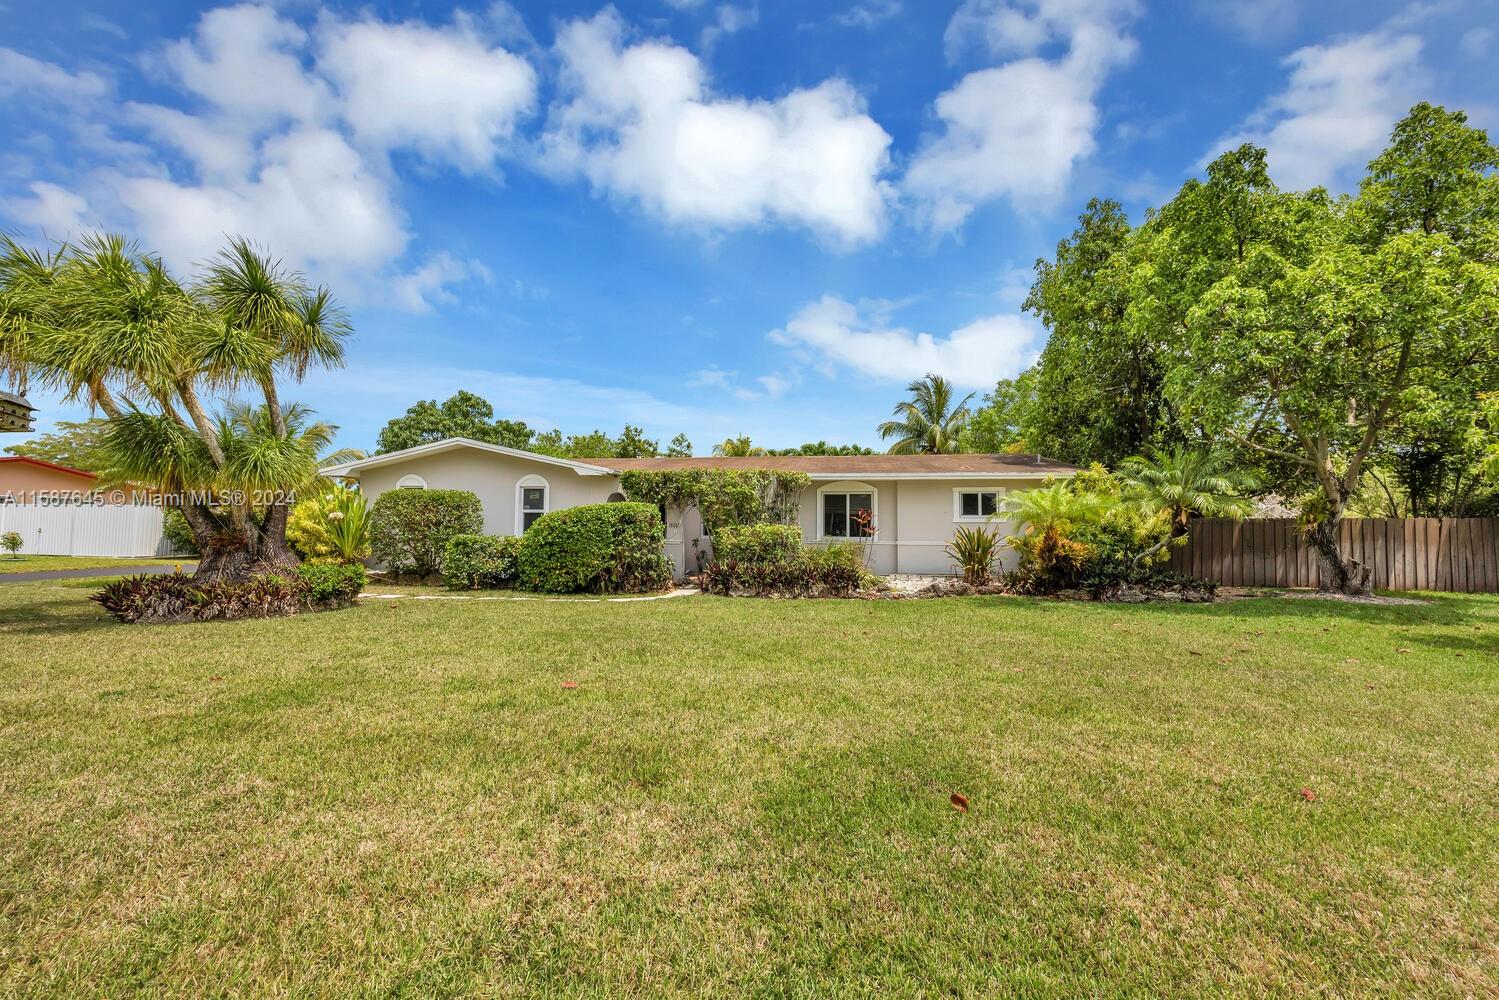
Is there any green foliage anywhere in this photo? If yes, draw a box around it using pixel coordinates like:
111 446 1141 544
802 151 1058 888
958 373 1037 453
666 433 693 457
291 486 370 562
1000 482 1110 539
877 374 975 454
713 523 803 564
699 547 867 598
376 391 534 454
3 417 111 471
295 561 367 603
517 502 671 594
1 530 21 556
443 534 522 590
325 487 371 563
946 526 1002 584
369 489 484 576
161 508 199 555
1118 447 1256 530
765 441 875 456
619 468 811 534
531 425 661 459
712 435 767 456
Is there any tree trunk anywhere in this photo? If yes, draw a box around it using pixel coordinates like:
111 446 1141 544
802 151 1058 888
1307 509 1372 596
256 503 300 574
182 502 299 584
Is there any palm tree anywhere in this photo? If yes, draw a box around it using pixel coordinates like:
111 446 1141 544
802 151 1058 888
1117 446 1256 564
877 374 975 454
998 482 1110 538
713 435 767 457
2 232 351 583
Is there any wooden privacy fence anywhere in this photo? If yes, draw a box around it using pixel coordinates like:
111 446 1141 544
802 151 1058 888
1168 518 1499 593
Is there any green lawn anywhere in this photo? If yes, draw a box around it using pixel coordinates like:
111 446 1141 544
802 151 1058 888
1 581 1496 997
0 554 192 574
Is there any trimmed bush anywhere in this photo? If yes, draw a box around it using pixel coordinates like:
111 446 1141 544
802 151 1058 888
444 534 522 590
712 523 802 564
699 552 865 598
517 502 672 594
296 561 367 604
370 488 483 575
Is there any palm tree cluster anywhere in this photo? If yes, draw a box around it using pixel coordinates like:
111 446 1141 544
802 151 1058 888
0 233 351 583
878 374 974 454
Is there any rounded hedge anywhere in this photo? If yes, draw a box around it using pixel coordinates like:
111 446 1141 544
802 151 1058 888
517 502 671 594
712 523 802 564
370 488 483 575
444 534 522 590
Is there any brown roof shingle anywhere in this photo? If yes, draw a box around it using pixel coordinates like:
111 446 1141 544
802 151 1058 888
579 454 1079 475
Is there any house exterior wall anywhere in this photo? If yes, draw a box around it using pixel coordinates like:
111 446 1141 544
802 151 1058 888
352 448 1055 580
0 461 106 502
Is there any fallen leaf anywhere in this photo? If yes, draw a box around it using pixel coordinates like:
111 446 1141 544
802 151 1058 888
561 681 578 690
1189 650 1202 657
1365 683 1376 690
950 792 969 813
1012 667 1024 673
1396 647 1411 654
1299 787 1317 802
209 675 223 682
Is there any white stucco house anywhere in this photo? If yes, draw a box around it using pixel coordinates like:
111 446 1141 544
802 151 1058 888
322 438 1079 579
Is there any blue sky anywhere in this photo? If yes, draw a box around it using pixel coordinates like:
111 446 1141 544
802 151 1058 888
3 0 1496 453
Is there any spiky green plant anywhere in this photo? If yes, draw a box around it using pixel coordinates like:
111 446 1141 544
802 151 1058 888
945 525 1001 584
877 374 976 454
1117 447 1257 564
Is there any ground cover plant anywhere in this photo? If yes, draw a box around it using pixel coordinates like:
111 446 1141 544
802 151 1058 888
0 580 1495 995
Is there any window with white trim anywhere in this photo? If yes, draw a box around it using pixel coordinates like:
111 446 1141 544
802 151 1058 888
517 475 549 532
822 491 874 538
395 474 427 489
954 489 1000 521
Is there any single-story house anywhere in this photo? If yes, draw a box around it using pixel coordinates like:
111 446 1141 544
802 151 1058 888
0 456 123 504
323 438 1079 578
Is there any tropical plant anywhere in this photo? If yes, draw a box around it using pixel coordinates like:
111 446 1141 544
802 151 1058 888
877 374 976 454
998 483 1110 539
0 233 350 584
712 435 767 457
1117 447 1256 564
1 530 21 557
619 468 810 534
946 526 1001 584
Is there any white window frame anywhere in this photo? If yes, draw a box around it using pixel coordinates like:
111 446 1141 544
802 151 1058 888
516 474 550 534
815 481 878 541
952 487 1005 522
395 474 427 490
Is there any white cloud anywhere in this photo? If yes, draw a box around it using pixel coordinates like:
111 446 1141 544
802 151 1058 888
770 295 1042 388
835 1 903 29
540 10 893 245
317 14 537 172
906 0 1140 231
689 364 792 400
124 102 255 179
1201 0 1301 43
700 3 759 54
391 253 494 313
0 48 109 104
161 3 331 124
1460 27 1492 59
1207 31 1425 190
1 181 90 234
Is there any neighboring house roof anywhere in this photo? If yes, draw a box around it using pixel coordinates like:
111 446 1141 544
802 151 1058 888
323 437 1079 481
592 454 1079 479
0 455 98 479
320 437 620 478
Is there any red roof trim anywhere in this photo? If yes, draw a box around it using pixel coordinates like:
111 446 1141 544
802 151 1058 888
0 456 99 479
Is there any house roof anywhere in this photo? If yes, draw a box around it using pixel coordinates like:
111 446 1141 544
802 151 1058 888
0 455 98 479
322 437 1080 482
587 454 1079 478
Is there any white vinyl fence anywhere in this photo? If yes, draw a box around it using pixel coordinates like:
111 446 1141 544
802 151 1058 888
0 503 189 558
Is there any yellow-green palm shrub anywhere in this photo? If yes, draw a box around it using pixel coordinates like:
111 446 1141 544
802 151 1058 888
287 486 370 563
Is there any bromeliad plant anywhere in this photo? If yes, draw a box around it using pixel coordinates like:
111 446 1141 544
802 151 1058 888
945 526 1001 584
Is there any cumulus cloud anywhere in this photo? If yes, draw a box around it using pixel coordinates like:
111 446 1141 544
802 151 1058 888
160 4 331 124
770 296 1042 388
906 0 1140 231
391 253 494 313
540 10 893 245
835 1 903 29
1207 31 1425 190
317 14 537 172
690 364 792 400
1 182 91 234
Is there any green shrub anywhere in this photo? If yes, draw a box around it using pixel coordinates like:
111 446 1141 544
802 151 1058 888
517 502 671 594
161 509 198 555
712 523 802 564
296 561 367 604
288 486 371 562
1 531 21 557
369 489 483 575
444 534 522 590
946 525 1001 584
699 550 866 598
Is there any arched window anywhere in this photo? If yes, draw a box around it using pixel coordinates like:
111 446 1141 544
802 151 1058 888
607 491 626 503
395 474 427 489
516 474 550 533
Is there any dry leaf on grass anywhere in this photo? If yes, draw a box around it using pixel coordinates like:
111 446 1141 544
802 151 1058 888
1299 788 1317 802
561 681 578 690
950 793 969 813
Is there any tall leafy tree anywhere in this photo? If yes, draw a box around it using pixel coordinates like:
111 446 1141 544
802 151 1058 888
1158 105 1499 593
0 233 351 582
958 371 1038 453
1024 199 1179 466
877 374 975 454
3 417 111 470
376 390 534 454
666 433 693 457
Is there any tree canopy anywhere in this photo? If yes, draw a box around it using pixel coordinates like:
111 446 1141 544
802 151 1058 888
3 417 112 471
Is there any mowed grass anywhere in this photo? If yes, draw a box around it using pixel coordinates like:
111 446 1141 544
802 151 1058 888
1 581 1496 998
0 554 192 574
